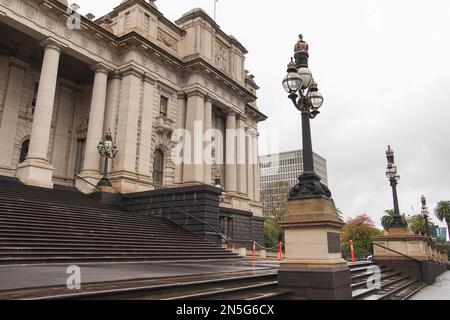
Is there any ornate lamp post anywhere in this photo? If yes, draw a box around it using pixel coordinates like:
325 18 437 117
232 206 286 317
385 145 407 228
96 129 118 187
278 35 351 300
421 195 430 237
282 35 331 199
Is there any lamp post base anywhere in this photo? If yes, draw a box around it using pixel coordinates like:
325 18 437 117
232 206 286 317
278 196 352 300
97 177 112 187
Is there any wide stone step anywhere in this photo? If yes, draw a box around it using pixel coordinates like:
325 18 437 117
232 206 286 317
0 228 209 243
0 218 196 237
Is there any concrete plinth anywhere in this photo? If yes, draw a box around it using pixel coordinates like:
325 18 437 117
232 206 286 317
16 159 54 188
278 196 352 300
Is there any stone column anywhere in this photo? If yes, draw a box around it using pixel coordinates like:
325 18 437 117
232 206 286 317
236 115 247 195
225 111 237 193
253 132 261 202
137 73 156 187
246 129 255 201
103 71 121 136
80 64 109 180
112 67 142 192
174 93 187 184
203 97 213 185
16 39 61 188
0 58 28 175
182 89 205 184
52 81 75 179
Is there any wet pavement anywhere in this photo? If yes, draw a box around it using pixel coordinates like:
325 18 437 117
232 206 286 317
0 259 279 292
410 271 450 300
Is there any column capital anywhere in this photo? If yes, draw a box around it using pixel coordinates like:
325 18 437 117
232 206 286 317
177 91 187 100
39 37 65 53
91 63 111 75
205 96 213 104
144 72 157 84
119 65 145 78
186 88 207 99
109 70 121 80
9 57 29 70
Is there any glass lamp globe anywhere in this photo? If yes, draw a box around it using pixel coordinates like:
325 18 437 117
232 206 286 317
298 67 313 89
282 71 302 94
104 139 113 153
97 141 103 152
385 164 397 179
310 90 324 109
395 174 400 183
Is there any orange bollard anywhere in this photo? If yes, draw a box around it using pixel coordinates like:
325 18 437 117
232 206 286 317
252 241 256 259
278 241 283 261
350 240 355 263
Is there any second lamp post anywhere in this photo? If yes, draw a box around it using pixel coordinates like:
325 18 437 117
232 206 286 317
385 145 407 228
282 35 331 199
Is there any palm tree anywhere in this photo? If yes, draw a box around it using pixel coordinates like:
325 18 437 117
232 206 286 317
434 201 450 240
410 215 427 236
381 209 395 231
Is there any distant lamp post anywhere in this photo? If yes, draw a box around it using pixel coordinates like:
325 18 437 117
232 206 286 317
421 195 430 237
385 145 407 228
282 34 330 199
96 129 118 187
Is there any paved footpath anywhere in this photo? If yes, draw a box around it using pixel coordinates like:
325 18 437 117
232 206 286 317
0 259 279 291
411 271 450 300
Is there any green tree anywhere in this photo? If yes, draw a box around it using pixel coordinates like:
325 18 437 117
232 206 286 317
261 181 290 247
342 214 382 258
381 209 395 231
410 214 427 236
434 201 450 240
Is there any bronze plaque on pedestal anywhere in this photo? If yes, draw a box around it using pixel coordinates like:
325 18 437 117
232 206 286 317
327 232 341 253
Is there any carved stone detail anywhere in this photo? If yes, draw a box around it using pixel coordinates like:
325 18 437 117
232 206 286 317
157 29 178 52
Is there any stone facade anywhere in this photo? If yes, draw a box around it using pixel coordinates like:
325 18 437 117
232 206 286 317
0 0 266 217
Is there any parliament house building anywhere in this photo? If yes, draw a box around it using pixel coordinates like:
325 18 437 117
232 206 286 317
0 0 267 246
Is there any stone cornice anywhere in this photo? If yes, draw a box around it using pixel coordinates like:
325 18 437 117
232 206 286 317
119 65 145 78
9 57 29 70
245 105 267 122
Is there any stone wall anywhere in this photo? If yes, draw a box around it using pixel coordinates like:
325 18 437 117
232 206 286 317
119 184 265 246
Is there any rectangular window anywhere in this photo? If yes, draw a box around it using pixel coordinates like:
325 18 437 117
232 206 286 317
31 82 39 114
74 138 86 175
160 96 168 117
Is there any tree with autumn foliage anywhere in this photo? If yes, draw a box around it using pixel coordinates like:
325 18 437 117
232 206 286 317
342 214 382 259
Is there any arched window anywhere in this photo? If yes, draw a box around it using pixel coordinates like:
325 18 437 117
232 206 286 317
19 139 30 163
153 149 164 185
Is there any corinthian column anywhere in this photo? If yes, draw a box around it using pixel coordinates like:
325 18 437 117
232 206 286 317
16 39 62 188
236 115 247 195
225 111 237 193
182 89 205 184
80 64 109 179
203 97 213 185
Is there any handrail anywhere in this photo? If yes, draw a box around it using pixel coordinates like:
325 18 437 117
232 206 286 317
372 243 421 262
372 242 424 282
161 198 228 243
75 175 101 191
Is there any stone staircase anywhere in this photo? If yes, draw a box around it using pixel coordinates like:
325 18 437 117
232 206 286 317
349 261 426 300
0 177 238 265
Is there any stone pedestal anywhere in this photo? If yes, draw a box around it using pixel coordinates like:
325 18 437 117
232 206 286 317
278 196 352 300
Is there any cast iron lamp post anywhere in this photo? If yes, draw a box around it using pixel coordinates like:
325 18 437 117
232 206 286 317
385 145 407 228
96 129 118 187
282 35 331 199
421 195 430 237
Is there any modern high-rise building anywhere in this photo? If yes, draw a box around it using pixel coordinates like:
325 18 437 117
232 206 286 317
259 149 328 217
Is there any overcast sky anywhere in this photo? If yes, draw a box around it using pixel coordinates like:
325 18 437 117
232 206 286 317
75 0 450 234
